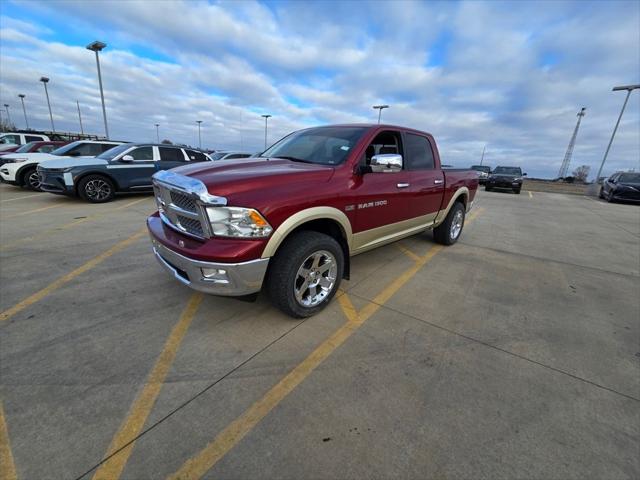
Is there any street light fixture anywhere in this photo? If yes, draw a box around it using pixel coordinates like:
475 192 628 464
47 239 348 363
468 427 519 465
39 76 55 132
86 40 109 138
373 104 389 124
155 123 160 143
196 120 203 148
594 84 640 182
3 104 11 126
18 94 28 129
261 114 272 150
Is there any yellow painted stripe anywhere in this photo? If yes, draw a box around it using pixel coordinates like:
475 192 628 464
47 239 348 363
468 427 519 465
0 401 18 480
3 202 65 219
0 227 146 322
528 191 533 198
0 197 149 251
0 193 41 203
395 243 421 262
168 207 485 479
92 292 203 480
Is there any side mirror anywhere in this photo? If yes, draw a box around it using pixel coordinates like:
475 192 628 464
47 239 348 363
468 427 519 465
370 154 402 173
121 155 134 162
522 172 527 176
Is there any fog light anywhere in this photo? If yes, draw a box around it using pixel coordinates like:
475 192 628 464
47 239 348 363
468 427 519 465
201 268 229 282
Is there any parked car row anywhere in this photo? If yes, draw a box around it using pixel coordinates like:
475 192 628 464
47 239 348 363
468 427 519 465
0 134 253 202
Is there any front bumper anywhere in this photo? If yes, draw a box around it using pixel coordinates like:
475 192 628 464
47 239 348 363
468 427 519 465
150 237 269 296
38 169 75 195
0 166 17 182
487 179 521 189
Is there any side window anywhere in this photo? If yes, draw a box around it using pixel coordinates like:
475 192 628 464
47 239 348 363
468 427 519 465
71 143 101 156
128 146 154 161
2 134 21 145
361 130 403 167
37 145 56 153
184 149 208 162
159 147 186 162
26 135 44 142
404 134 434 170
99 143 118 153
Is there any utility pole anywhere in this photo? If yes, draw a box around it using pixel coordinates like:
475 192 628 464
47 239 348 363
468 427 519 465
155 123 160 143
261 114 271 150
18 94 29 129
3 104 11 126
196 120 203 148
76 101 84 134
86 41 109 138
480 145 486 166
557 107 586 179
594 84 640 182
373 105 389 124
40 76 55 132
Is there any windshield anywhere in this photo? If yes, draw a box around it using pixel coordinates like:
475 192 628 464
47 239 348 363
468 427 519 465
50 141 83 156
619 173 640 183
260 127 367 165
210 152 227 160
96 144 131 160
493 166 522 175
471 165 490 173
15 142 37 153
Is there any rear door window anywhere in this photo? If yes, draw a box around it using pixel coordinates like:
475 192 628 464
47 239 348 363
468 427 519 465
404 133 435 170
26 135 44 142
159 147 187 162
184 149 208 162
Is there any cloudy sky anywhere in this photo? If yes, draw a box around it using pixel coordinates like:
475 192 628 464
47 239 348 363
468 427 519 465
0 0 638 178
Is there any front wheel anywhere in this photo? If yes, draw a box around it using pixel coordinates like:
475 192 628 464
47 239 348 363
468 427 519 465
22 167 41 191
514 188 521 194
78 175 115 203
266 231 344 318
433 202 465 246
607 190 615 203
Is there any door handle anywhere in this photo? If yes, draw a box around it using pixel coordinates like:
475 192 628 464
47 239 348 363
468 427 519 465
434 179 444 185
397 183 410 188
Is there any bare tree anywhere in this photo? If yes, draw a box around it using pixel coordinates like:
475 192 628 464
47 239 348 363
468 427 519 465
161 139 173 144
572 165 590 183
0 118 16 131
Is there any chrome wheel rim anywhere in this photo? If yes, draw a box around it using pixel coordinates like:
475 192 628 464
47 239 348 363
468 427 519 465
85 179 111 201
450 210 464 240
294 250 338 307
28 171 41 190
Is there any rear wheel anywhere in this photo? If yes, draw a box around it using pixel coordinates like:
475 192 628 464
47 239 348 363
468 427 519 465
78 175 115 203
266 231 344 318
22 167 41 191
485 186 492 191
433 202 465 246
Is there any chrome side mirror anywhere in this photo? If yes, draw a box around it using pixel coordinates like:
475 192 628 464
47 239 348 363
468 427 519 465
370 154 402 173
121 154 134 162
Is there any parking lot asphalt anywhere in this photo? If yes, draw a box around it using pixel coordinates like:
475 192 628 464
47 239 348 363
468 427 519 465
0 184 638 480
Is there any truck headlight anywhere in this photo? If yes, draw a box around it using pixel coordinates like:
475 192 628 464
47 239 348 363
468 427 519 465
205 206 273 238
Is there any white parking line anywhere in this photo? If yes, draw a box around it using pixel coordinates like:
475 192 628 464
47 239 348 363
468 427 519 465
0 193 42 203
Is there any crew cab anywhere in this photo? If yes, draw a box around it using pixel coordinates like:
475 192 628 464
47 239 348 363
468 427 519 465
485 166 526 193
39 143 212 203
147 124 479 317
0 140 124 190
0 132 50 152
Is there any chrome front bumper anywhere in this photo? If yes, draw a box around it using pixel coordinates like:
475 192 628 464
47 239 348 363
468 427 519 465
151 238 269 296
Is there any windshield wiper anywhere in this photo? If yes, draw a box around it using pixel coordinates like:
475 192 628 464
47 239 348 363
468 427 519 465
276 156 314 164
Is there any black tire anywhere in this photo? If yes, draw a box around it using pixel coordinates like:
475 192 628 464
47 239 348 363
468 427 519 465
485 186 492 191
599 188 605 199
22 167 41 191
266 230 344 318
606 190 615 203
78 174 115 203
433 202 465 246
514 188 521 194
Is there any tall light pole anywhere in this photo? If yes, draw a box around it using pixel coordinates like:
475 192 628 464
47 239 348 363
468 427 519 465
155 123 160 143
480 145 486 166
76 100 84 134
40 76 55 132
196 120 203 148
373 104 389 124
3 104 11 126
18 94 28 129
261 114 271 150
594 84 640 182
86 40 109 139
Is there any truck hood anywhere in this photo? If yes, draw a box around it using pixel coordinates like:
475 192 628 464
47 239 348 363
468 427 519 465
171 157 335 198
39 157 106 169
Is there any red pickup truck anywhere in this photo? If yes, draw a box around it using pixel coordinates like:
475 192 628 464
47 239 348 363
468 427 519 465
148 124 478 317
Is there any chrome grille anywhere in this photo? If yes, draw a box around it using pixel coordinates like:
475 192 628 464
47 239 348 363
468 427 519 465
153 183 207 239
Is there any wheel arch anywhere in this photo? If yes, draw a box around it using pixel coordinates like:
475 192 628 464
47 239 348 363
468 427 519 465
16 163 38 186
434 187 470 227
261 207 353 279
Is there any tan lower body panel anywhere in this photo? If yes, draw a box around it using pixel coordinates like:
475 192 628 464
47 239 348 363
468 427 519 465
351 212 437 256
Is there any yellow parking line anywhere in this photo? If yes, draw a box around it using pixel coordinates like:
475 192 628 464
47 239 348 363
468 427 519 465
395 243 421 262
92 293 203 480
0 193 41 203
0 227 146 322
0 401 18 480
528 191 533 198
0 197 149 251
168 208 485 479
3 202 65 219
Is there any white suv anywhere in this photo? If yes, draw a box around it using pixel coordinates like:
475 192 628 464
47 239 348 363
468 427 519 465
0 140 125 190
0 132 50 152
